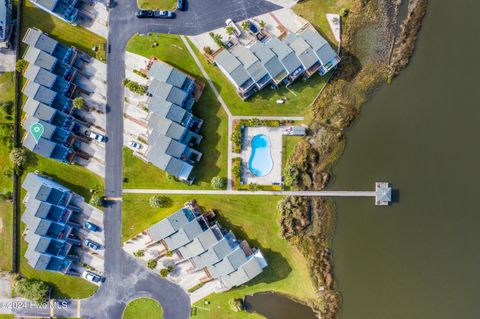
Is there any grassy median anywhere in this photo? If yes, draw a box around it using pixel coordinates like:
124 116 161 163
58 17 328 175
123 298 164 319
137 0 176 10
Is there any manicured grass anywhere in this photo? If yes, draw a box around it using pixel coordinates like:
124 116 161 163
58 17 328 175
20 0 106 56
0 201 13 271
137 0 176 10
0 72 14 105
187 39 329 116
124 34 228 189
123 298 164 319
0 315 14 319
122 193 316 319
293 0 352 44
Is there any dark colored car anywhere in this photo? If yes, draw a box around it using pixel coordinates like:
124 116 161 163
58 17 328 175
177 0 184 10
84 222 101 232
136 10 174 18
248 21 258 34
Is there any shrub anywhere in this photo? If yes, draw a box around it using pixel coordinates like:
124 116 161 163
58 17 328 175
259 20 267 29
1 101 13 115
203 46 213 55
225 26 235 36
248 183 258 191
16 59 28 74
133 69 148 78
340 8 349 17
241 20 250 31
123 79 146 95
230 298 245 312
147 259 157 269
72 97 86 109
9 148 26 173
283 161 300 188
14 278 49 304
231 128 242 153
209 32 226 48
232 159 242 179
133 249 145 257
149 195 169 208
165 250 173 257
211 176 226 189
89 194 104 207
160 268 169 277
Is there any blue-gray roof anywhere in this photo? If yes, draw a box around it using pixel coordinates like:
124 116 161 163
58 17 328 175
0 0 12 41
147 96 187 124
148 80 187 106
215 50 252 87
24 47 57 71
23 81 57 106
24 64 57 88
147 114 185 141
23 99 55 122
23 28 58 54
286 34 319 70
148 61 189 89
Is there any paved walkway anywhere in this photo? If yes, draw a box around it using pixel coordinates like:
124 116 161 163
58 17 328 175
123 189 377 197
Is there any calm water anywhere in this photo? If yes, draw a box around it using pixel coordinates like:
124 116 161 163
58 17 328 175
244 292 317 319
330 1 480 319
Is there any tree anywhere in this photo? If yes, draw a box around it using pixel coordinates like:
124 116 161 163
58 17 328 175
16 59 28 74
14 278 50 304
211 176 227 189
259 20 267 30
9 148 27 173
340 8 349 17
89 194 104 207
149 195 169 208
73 97 86 109
283 161 300 188
225 26 235 36
147 259 157 269
241 20 250 31
160 266 173 277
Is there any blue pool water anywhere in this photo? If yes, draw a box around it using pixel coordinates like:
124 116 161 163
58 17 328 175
248 134 273 177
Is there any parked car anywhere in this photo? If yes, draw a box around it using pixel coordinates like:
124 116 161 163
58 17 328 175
128 141 141 149
177 0 184 10
84 129 108 142
225 18 242 37
84 222 100 232
82 271 105 284
248 20 259 34
136 10 174 18
84 239 102 250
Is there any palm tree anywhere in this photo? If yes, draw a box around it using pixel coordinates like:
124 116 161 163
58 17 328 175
259 20 267 30
242 20 250 31
225 26 235 36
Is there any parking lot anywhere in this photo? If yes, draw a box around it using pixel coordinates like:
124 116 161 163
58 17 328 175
77 0 109 38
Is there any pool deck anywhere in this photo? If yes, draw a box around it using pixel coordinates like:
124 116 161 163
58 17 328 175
240 126 284 185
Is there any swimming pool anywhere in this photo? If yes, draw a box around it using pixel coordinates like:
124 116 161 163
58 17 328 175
248 134 273 177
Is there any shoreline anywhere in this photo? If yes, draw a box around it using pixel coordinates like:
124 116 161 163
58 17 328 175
282 0 429 317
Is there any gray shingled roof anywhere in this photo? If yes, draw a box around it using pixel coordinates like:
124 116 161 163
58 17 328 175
178 227 220 259
215 50 252 87
23 116 56 140
221 257 264 288
148 80 187 106
24 64 57 88
148 96 187 124
23 99 55 122
147 208 191 241
207 246 248 278
192 233 237 268
148 61 188 89
24 47 57 70
249 42 287 81
286 35 319 70
23 81 57 105
268 38 302 74
35 0 57 11
299 28 328 51
164 218 205 250
23 134 55 156
232 45 269 82
147 115 185 141
0 0 12 41
147 132 186 159
23 28 58 54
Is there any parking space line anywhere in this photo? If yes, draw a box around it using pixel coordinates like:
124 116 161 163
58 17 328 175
77 299 81 318
50 299 55 317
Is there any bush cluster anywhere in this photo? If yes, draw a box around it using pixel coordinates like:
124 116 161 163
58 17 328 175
123 79 146 95
277 196 310 239
14 277 50 304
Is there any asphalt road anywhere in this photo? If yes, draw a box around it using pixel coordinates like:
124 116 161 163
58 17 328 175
12 0 281 318
94 0 281 318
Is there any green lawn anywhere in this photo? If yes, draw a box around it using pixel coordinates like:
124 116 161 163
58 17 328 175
187 39 329 116
0 201 13 271
124 34 228 189
122 194 316 319
282 136 302 170
21 0 106 57
293 0 352 44
0 72 14 105
137 0 176 10
123 298 164 319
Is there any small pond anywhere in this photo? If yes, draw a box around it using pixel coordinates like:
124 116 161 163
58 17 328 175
244 292 317 319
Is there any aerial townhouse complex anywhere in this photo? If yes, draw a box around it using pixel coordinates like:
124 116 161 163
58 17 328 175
215 25 340 99
21 173 101 275
30 0 80 24
143 60 204 184
146 206 268 289
21 28 95 163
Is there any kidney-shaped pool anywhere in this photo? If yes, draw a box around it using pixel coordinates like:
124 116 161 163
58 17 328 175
248 134 273 177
